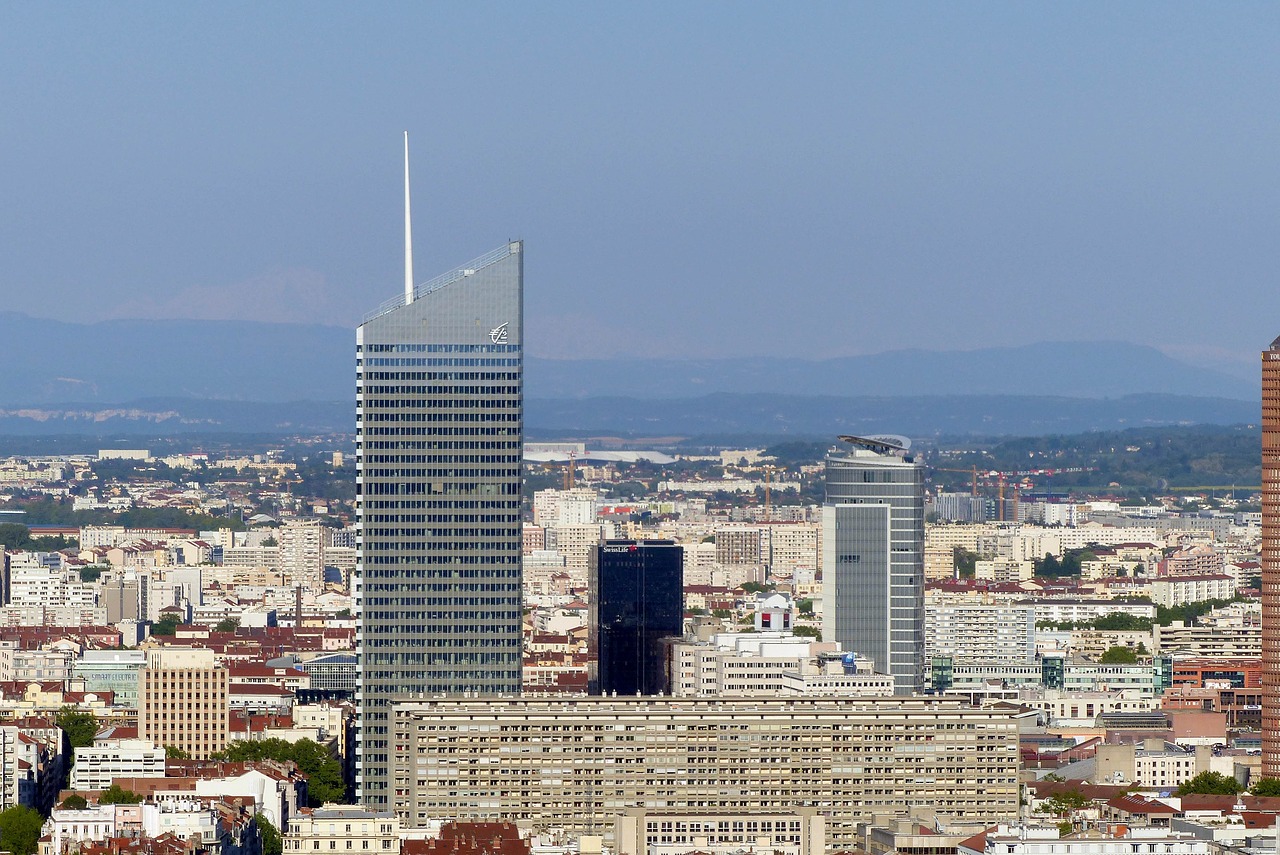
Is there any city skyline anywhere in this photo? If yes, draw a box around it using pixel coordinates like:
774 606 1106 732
4 6 1280 374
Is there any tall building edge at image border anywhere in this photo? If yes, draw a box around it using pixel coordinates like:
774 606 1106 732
1262 336 1280 777
354 136 524 809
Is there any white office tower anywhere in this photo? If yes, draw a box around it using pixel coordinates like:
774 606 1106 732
822 435 925 695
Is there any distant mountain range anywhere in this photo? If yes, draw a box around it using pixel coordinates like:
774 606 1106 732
0 392 1254 439
0 313 1258 437
526 341 1256 401
0 312 352 403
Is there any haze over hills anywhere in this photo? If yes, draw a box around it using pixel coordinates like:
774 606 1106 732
0 313 1258 402
526 341 1256 401
0 313 1258 436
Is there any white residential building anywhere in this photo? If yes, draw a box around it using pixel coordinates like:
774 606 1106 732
925 603 1037 663
70 738 166 790
1151 574 1236 607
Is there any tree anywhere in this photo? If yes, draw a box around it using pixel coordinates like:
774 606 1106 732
100 784 144 804
1252 778 1280 797
791 625 821 640
213 738 346 805
952 547 984 578
1099 646 1138 664
1176 771 1240 796
0 806 44 855
60 794 88 810
1040 790 1092 816
165 745 190 759
151 614 181 636
1091 613 1153 632
0 523 33 550
214 617 240 633
257 814 283 855
795 598 814 616
56 707 100 749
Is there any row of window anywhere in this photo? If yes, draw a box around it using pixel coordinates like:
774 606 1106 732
361 482 518 495
362 344 520 353
360 455 520 463
361 385 519 395
360 413 519 422
361 371 519 382
362 427 518 436
363 514 516 523
361 358 521 367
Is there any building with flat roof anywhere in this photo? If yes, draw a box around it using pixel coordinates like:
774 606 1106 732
823 438 925 694
391 697 1020 849
590 540 683 696
137 647 228 759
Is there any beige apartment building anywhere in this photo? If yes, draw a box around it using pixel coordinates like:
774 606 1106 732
391 697 1020 849
284 805 400 854
137 647 228 759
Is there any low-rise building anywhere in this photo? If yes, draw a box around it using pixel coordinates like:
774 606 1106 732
284 804 400 854
71 737 166 790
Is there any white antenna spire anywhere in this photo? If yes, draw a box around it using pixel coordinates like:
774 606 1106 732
403 131 415 305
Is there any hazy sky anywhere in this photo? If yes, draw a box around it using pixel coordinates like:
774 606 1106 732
3 4 1279 375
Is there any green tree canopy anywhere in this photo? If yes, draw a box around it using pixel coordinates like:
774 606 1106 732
165 745 190 759
953 547 980 578
151 615 181 636
0 806 44 855
212 738 346 805
214 617 240 633
100 784 144 804
1040 790 1092 816
1099 646 1139 664
1177 771 1240 796
1252 778 1280 797
60 795 88 810
257 814 283 855
56 707 100 749
1091 613 1154 632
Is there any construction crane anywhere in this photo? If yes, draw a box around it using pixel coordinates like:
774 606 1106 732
929 464 1096 521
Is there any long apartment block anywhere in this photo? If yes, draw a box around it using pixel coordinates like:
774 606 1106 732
391 697 1020 849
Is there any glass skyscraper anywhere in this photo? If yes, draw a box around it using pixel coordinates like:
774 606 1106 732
355 241 524 809
589 539 684 697
822 438 924 695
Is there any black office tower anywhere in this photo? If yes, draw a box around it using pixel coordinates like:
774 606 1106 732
590 539 683 696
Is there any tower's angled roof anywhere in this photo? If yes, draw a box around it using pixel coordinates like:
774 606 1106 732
363 241 521 324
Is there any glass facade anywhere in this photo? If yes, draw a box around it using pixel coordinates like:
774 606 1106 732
823 447 924 695
589 539 684 696
355 242 524 810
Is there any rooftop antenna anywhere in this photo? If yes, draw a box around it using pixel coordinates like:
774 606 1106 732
403 131 415 305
